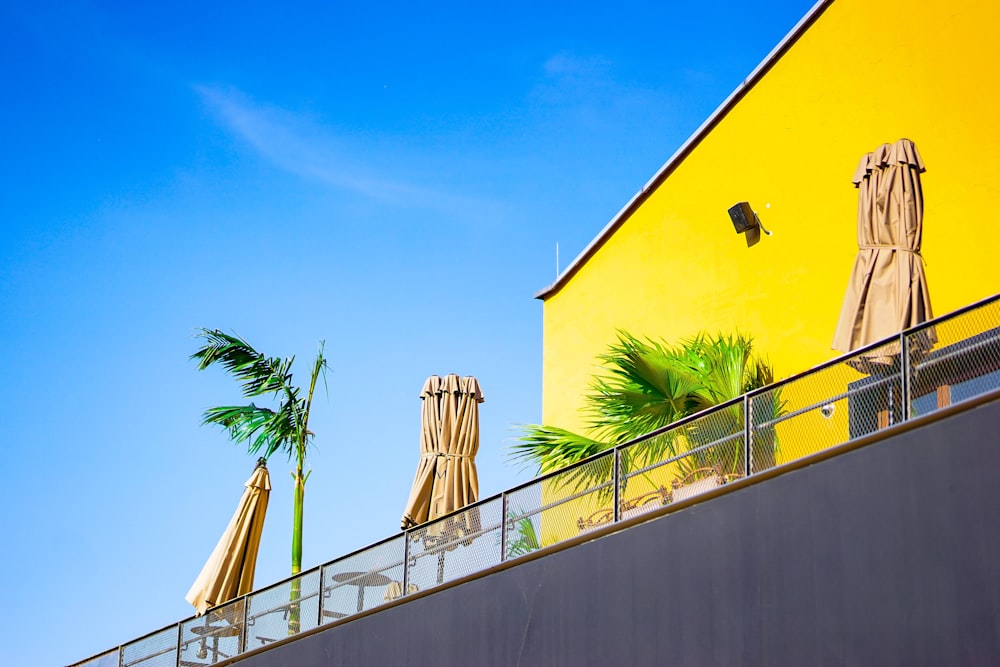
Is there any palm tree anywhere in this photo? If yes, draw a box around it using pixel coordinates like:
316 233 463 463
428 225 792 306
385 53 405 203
512 331 779 483
192 329 328 631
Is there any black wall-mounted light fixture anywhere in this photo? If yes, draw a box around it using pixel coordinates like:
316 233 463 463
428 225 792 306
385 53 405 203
728 201 772 247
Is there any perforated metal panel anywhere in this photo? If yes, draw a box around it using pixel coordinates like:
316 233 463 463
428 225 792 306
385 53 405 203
505 451 615 542
406 497 503 590
320 535 406 622
68 648 119 667
750 339 902 470
178 599 244 665
908 300 1000 419
618 405 745 516
503 482 544 560
245 568 320 647
120 626 177 667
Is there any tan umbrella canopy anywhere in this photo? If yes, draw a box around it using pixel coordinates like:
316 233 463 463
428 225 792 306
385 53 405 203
186 459 270 616
401 374 484 532
833 138 935 357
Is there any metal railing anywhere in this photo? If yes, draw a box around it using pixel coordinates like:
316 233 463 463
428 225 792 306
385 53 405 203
71 293 1000 667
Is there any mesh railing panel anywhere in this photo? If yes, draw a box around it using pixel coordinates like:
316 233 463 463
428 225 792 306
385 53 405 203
69 648 119 667
120 627 177 667
908 300 1000 419
503 482 543 560
619 405 745 516
179 598 245 666
245 568 320 647
752 339 903 470
406 497 503 590
504 451 615 543
320 535 406 622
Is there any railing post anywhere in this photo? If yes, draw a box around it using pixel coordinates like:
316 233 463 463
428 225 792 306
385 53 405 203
402 530 411 597
900 330 911 422
174 622 183 667
613 448 621 522
744 394 752 478
240 594 249 654
501 492 509 561
317 567 324 627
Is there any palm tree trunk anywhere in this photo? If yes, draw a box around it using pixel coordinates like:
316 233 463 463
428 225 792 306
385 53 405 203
287 346 322 634
288 463 305 635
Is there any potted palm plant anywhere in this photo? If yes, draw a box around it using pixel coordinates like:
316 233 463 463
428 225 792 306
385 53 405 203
512 331 782 517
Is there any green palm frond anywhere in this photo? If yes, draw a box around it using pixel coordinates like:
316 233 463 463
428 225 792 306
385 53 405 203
192 329 325 463
510 424 610 474
191 328 293 399
504 509 542 559
512 330 782 488
589 331 717 442
202 403 298 460
697 333 752 402
587 331 704 443
510 424 617 501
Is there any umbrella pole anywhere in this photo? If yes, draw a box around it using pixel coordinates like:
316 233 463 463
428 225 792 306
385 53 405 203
437 550 445 585
196 616 210 661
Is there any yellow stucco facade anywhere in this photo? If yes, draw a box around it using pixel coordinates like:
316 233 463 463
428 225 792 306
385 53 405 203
539 0 1000 435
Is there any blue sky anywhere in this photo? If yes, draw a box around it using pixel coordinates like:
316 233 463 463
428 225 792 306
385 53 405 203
0 1 816 663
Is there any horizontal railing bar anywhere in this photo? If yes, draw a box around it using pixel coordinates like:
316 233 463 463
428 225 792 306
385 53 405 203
912 331 1000 368
908 291 1000 332
410 523 505 558
754 372 901 430
246 589 320 624
622 431 744 479
507 478 615 524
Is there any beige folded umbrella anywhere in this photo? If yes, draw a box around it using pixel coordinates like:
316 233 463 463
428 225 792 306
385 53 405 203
401 374 484 532
186 459 270 616
833 138 935 359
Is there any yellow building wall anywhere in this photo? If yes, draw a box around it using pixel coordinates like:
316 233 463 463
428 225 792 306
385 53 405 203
542 0 1000 436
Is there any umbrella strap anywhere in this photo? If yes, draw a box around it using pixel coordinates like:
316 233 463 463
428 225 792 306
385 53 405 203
860 244 919 253
426 452 471 459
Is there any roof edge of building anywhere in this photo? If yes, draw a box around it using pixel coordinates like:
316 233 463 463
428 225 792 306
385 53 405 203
535 0 834 302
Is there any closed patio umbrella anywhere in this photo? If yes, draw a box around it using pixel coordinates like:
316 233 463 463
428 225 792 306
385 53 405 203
186 459 270 616
833 138 935 358
401 374 484 532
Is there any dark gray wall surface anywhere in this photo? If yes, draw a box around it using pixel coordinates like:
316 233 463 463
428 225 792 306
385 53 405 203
239 398 1000 666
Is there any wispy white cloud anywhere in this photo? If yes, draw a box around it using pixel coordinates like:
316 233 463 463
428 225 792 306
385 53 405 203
528 52 675 133
196 85 492 216
543 53 612 79
532 53 614 107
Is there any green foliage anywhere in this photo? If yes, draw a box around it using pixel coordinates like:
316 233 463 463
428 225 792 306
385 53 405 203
505 512 542 559
509 425 610 474
512 331 779 477
193 328 329 581
192 329 327 463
